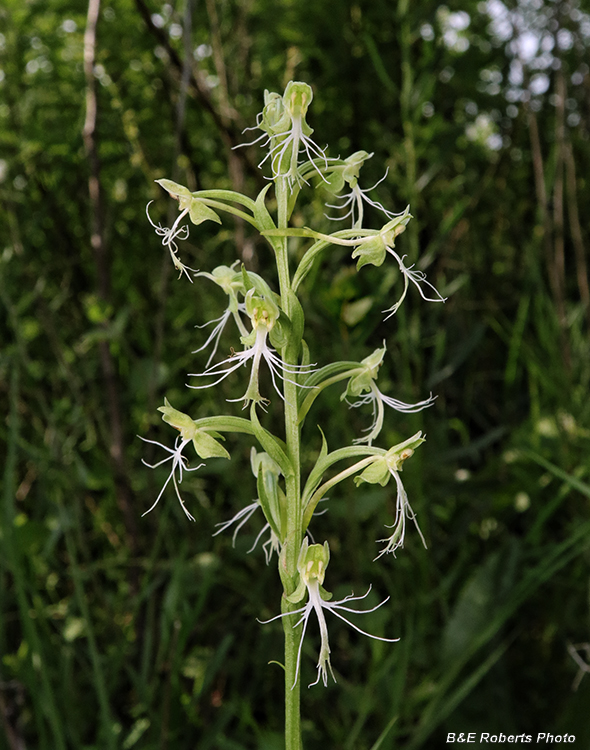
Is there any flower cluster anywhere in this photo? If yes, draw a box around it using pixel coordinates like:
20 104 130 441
141 81 445 697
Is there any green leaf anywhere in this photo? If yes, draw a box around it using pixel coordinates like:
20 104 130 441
254 452 284 539
269 309 292 349
254 183 276 234
249 404 293 477
241 263 254 293
286 290 304 350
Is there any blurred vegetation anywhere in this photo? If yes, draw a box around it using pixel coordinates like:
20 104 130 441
1 0 590 748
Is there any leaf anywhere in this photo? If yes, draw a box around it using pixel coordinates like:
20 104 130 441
286 290 304 349
255 454 284 538
249 404 293 477
254 183 276 234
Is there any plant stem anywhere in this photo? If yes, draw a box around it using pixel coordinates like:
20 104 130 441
275 176 303 750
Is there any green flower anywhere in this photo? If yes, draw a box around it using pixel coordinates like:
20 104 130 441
343 345 435 445
325 151 404 228
351 209 411 270
262 539 397 687
354 433 427 557
243 81 328 187
146 179 221 281
188 293 314 407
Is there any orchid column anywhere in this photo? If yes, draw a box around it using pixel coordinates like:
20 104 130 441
142 81 444 750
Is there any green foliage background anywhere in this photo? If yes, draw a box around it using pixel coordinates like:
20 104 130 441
1 0 590 748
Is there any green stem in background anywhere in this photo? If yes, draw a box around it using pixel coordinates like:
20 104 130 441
398 0 418 262
274 175 303 750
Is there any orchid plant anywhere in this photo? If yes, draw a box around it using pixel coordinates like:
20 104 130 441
142 81 444 749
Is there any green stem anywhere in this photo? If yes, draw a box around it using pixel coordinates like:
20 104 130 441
275 175 303 750
303 454 380 527
198 197 259 227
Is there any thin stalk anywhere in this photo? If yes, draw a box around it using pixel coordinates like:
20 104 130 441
275 175 303 750
564 139 590 331
397 0 421 393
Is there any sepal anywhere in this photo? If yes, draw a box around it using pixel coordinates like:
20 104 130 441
342 346 385 399
351 234 387 270
283 81 314 135
191 430 230 460
254 184 277 235
354 431 424 487
353 459 390 487
285 579 307 604
157 399 230 459
155 179 222 225
158 398 196 440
